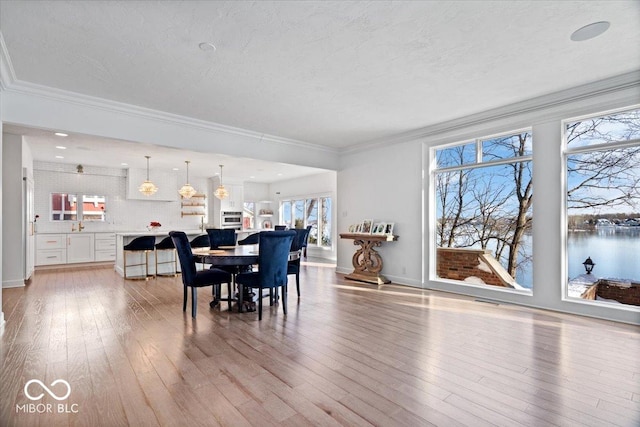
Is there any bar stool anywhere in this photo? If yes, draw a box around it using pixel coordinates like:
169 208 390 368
155 235 178 277
123 236 156 280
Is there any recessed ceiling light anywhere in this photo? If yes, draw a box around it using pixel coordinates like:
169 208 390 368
54 132 68 137
172 168 179 171
55 155 64 159
250 176 255 179
199 42 216 52
571 21 610 42
277 173 283 176
121 162 128 166
55 145 67 150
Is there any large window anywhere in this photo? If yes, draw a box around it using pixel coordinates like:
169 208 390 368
564 107 640 308
280 196 332 248
432 130 533 290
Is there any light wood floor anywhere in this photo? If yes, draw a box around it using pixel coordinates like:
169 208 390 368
1 262 639 427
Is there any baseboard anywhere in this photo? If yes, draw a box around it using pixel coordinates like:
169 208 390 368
2 279 26 288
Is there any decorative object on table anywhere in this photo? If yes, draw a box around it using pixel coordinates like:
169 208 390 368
178 160 197 199
384 223 394 235
373 222 387 235
138 155 158 196
361 219 373 234
214 164 229 200
147 221 161 231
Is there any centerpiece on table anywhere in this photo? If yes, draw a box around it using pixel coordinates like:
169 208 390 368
147 221 161 231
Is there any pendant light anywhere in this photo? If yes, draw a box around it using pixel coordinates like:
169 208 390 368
214 164 229 200
138 155 158 196
178 160 197 199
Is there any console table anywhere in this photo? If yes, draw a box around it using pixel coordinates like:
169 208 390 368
339 233 398 285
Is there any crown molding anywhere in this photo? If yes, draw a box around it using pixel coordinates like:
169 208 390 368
344 71 640 154
3 76 338 155
0 31 17 91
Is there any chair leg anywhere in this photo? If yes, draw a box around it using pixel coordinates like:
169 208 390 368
296 273 300 297
227 281 232 311
258 288 263 321
238 284 244 313
282 285 287 315
183 286 188 312
192 287 197 318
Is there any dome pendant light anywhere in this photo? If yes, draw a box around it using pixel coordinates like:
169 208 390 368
138 155 159 196
178 160 197 199
214 164 229 200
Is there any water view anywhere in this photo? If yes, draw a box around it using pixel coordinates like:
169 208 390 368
567 228 640 281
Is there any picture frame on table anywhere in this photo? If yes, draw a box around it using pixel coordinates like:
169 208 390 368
373 222 386 235
361 219 373 234
384 223 395 235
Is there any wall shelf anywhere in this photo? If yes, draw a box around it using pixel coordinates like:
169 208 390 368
181 194 206 217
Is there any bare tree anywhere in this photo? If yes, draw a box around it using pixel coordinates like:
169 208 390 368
566 111 640 211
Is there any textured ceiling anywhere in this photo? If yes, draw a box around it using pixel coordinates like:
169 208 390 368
1 0 640 149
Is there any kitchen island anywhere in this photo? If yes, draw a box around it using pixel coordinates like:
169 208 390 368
115 230 206 278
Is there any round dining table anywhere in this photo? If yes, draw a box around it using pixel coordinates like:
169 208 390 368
191 245 300 312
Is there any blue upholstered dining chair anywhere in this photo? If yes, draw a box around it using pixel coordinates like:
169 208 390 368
206 228 236 248
287 228 310 297
169 231 233 317
301 225 313 258
235 230 295 320
189 234 210 249
238 232 260 245
274 225 287 230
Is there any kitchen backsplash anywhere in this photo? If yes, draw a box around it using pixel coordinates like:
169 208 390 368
34 161 210 234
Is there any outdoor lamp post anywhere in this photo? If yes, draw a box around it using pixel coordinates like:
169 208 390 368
582 257 595 274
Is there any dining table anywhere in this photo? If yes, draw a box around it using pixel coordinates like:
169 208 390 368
191 244 300 312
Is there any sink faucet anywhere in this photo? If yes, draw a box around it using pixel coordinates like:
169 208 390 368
78 221 85 231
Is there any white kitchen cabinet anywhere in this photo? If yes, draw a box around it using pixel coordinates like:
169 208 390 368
36 234 67 266
67 233 95 263
95 233 116 262
211 177 245 227
219 184 244 210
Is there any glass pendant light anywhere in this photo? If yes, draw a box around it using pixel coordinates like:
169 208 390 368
214 164 229 200
178 160 197 199
138 155 158 196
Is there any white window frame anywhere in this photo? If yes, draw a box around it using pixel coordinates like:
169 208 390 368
429 128 533 294
561 105 640 311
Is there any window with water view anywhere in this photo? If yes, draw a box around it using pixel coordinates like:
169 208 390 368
433 130 533 291
280 196 332 248
565 107 640 308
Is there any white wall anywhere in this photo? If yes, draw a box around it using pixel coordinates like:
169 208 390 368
337 142 423 285
32 161 210 233
0 109 4 330
336 77 640 324
2 133 32 288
